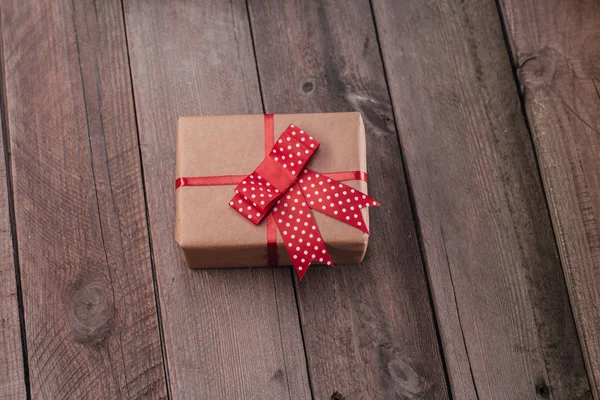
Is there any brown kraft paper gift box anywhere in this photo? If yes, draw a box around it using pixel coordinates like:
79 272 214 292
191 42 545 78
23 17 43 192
175 112 372 269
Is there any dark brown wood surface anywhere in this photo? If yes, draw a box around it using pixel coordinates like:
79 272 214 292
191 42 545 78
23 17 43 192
499 0 600 396
0 93 26 398
1 0 166 398
123 1 311 398
248 0 449 398
0 0 597 398
372 0 591 398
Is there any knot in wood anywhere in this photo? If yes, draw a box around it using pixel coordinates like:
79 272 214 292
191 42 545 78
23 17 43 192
302 80 315 93
535 381 550 398
344 93 395 136
378 343 430 396
271 369 284 382
330 391 345 400
518 53 556 90
69 279 114 345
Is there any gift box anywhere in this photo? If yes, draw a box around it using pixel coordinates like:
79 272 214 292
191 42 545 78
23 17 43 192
175 112 378 277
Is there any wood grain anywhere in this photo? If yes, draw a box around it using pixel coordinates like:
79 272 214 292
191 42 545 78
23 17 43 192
248 1 449 398
372 0 591 398
499 0 600 397
0 92 26 398
123 1 311 398
1 0 167 398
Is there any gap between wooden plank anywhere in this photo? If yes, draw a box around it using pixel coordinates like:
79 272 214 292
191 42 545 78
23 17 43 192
122 0 311 398
491 1 594 397
372 0 591 397
118 1 173 398
368 3 481 396
243 1 315 397
365 0 455 394
247 0 450 398
497 0 600 397
0 8 28 395
1 0 168 397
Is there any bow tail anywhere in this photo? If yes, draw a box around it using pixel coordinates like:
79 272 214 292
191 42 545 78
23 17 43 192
298 170 380 234
271 182 334 279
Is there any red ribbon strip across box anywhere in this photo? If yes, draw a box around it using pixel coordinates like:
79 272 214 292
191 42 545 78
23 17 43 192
176 114 379 279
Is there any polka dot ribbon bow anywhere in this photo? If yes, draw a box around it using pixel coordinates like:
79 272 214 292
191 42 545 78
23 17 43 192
230 124 380 279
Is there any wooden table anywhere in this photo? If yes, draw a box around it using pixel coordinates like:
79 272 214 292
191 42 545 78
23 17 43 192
0 0 598 398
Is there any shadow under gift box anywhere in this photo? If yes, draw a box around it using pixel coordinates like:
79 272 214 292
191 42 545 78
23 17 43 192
175 112 371 268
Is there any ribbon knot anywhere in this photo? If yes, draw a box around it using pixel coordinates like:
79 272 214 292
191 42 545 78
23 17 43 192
230 123 379 279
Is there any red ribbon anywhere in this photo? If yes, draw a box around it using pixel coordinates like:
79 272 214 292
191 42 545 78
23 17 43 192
229 118 379 278
175 115 379 279
264 114 278 267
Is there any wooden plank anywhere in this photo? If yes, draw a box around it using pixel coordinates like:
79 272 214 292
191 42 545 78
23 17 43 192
498 0 600 396
372 0 591 398
123 1 311 398
1 0 167 398
0 95 26 398
248 1 449 398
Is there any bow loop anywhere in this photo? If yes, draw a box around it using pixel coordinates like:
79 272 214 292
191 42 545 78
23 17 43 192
270 125 320 172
